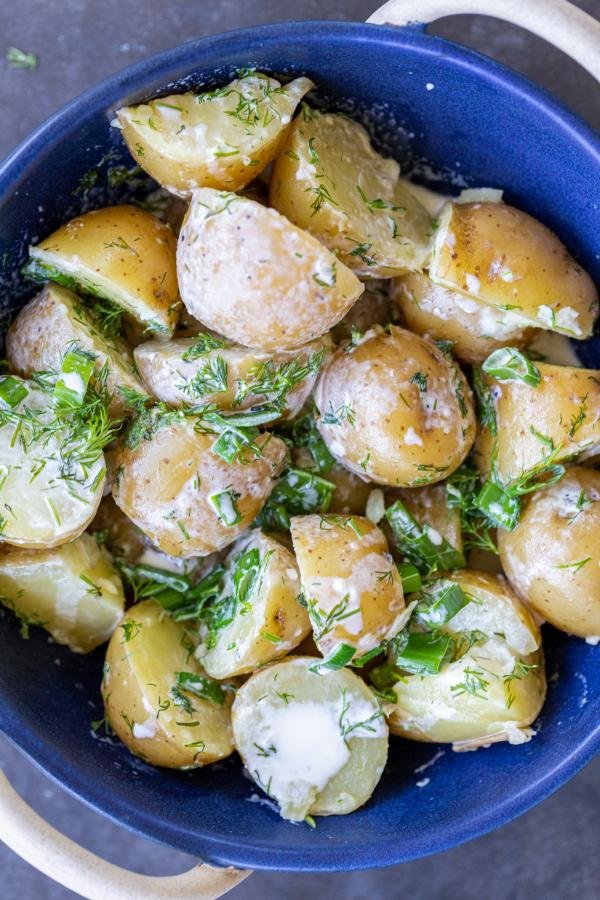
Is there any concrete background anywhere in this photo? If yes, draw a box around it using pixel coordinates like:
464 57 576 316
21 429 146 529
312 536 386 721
0 1 599 897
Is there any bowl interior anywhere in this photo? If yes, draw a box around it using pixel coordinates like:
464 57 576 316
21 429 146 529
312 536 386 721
0 21 598 871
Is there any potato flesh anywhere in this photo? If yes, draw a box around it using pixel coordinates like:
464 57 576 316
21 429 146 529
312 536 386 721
117 74 313 196
112 418 286 557
391 273 535 364
28 205 179 337
0 533 124 652
290 515 405 658
177 189 363 351
270 111 432 277
6 284 145 417
429 202 599 338
499 467 600 638
315 325 476 487
232 657 388 820
103 599 233 768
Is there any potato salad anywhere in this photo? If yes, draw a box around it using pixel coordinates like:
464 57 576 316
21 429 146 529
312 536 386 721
2 69 599 824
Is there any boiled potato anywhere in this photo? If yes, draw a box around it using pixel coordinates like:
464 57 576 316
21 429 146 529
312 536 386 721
134 333 327 418
385 483 463 555
429 201 599 338
6 284 145 417
402 180 450 217
103 599 233 768
24 205 179 337
314 325 476 487
112 408 287 557
177 189 363 351
330 279 394 344
0 533 124 652
499 466 600 638
290 514 406 660
232 657 388 820
527 331 581 367
116 73 313 196
270 110 432 277
386 570 546 747
292 445 372 515
0 377 105 548
391 273 536 364
475 362 600 485
197 530 310 678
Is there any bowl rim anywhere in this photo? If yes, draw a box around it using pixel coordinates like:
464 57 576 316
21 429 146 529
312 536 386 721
0 18 599 871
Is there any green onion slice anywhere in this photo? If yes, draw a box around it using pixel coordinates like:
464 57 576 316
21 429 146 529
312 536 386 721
54 349 94 409
385 499 466 573
414 580 471 630
482 347 541 387
0 376 28 408
175 671 226 706
309 643 355 673
396 562 422 594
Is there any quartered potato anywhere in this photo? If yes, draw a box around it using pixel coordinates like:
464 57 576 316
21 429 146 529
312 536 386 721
197 530 311 679
177 189 363 351
429 201 599 339
290 514 406 661
391 273 536 364
112 408 287 557
134 333 327 418
24 205 179 337
0 533 124 652
270 110 432 277
6 284 145 417
232 657 388 820
330 279 394 345
103 599 234 768
314 325 475 487
499 466 600 638
385 483 463 557
0 377 105 548
386 570 546 747
116 72 313 196
475 362 600 485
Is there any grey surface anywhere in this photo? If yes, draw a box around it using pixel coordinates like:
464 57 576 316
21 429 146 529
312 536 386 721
0 1 599 898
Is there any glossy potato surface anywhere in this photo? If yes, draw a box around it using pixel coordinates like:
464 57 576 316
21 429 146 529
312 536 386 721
330 279 394 344
177 189 363 351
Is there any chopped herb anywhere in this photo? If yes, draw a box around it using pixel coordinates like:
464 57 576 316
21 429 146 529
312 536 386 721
175 671 226 706
6 47 38 69
385 499 466 573
450 667 489 699
482 347 541 387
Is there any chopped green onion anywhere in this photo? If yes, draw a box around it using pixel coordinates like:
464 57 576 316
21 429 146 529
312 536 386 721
54 350 94 409
0 376 28 408
482 347 541 387
385 499 466 573
175 671 226 706
414 580 471 630
172 565 225 621
396 562 422 594
309 643 355 673
209 489 243 526
368 661 404 697
391 631 454 675
475 480 521 530
256 467 335 530
351 644 384 668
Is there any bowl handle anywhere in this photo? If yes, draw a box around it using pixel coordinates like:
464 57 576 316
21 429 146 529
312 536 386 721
367 0 600 81
0 770 251 899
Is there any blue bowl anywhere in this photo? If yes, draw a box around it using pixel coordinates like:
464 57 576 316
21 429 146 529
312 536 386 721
0 20 598 872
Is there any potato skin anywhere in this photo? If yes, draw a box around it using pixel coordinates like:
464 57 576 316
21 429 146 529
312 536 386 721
6 284 145 417
315 325 476 487
112 412 287 557
499 466 600 638
330 279 394 345
117 74 313 196
429 201 598 338
391 273 536 364
28 205 179 337
103 600 233 768
0 533 124 652
177 189 363 351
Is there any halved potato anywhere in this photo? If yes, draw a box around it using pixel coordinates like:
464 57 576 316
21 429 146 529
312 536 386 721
112 408 287 557
0 533 124 652
385 483 463 555
391 273 536 364
0 377 105 548
314 325 476 487
290 514 406 660
197 530 310 678
177 189 363 351
429 201 599 338
116 73 313 196
134 334 327 418
103 599 234 768
270 110 432 277
232 657 388 820
6 284 145 417
24 205 179 337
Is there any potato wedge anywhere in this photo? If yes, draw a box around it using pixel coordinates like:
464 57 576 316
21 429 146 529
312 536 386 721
112 407 287 557
24 205 179 337
177 189 363 351
116 73 313 196
6 284 145 417
314 325 476 487
103 599 233 768
270 110 432 277
290 514 406 660
0 533 124 652
232 657 388 820
429 201 599 338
